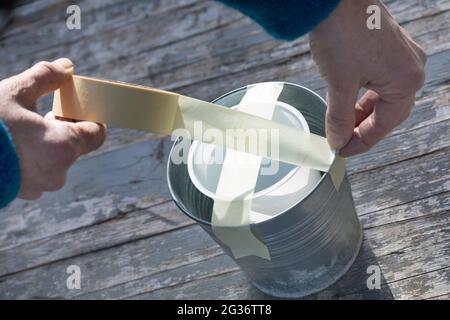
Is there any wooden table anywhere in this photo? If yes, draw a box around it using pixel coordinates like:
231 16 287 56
0 0 448 299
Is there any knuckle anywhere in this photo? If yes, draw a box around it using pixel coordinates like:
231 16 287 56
29 193 42 200
359 135 374 152
398 105 412 123
46 175 67 191
34 61 54 76
364 117 388 148
6 76 33 100
401 26 427 66
396 63 425 92
52 137 78 167
98 125 106 144
28 61 56 86
20 191 42 201
408 67 425 90
68 124 85 148
372 119 390 135
5 61 53 100
415 44 427 66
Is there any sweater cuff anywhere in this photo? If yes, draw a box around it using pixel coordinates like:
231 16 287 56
218 0 342 41
0 119 21 208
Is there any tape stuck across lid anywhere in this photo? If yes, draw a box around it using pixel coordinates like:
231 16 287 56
52 76 348 261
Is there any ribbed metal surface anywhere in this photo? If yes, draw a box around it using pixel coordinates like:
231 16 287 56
167 83 362 298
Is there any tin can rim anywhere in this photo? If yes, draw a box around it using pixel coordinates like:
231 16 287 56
166 81 338 228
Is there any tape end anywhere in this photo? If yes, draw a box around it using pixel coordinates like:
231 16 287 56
231 245 271 261
52 89 63 117
330 155 347 190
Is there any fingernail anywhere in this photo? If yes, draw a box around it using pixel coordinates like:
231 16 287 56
53 58 73 71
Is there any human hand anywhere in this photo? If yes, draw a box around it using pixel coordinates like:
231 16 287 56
0 58 106 200
310 0 426 156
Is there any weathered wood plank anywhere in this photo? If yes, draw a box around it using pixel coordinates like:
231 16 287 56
129 271 256 300
350 147 450 216
0 136 173 251
126 210 449 299
0 224 223 299
0 0 240 78
116 10 450 94
1 166 448 280
110 209 450 299
79 254 240 300
78 7 450 97
310 209 450 298
2 0 449 83
0 201 194 276
0 205 447 299
402 9 450 55
386 264 450 300
1 138 448 277
359 191 450 229
1 125 448 267
428 292 450 300
129 210 450 299
347 114 450 174
10 0 123 24
167 41 450 109
343 267 450 300
2 0 200 51
0 0 449 300
383 0 450 24
81 17 291 88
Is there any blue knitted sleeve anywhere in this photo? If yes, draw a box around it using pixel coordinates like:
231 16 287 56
0 120 21 209
217 0 342 41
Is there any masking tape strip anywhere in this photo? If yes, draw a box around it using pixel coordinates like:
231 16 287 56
329 155 346 190
211 83 283 260
52 75 334 172
52 76 347 259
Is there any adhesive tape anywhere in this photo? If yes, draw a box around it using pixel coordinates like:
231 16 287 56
211 82 282 260
53 75 335 172
52 76 347 260
187 101 322 224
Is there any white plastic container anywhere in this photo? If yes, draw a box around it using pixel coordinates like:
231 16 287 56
187 100 322 223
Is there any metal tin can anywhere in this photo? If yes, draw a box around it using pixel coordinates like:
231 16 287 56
167 82 363 298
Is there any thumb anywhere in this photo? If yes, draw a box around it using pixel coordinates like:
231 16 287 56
12 58 73 108
325 82 359 150
69 121 106 156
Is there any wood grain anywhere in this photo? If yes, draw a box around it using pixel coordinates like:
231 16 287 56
0 0 448 299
